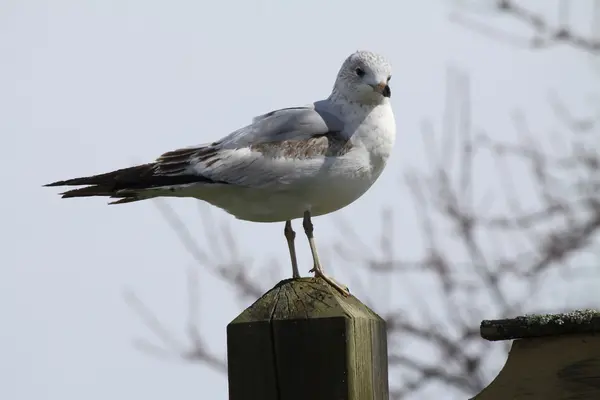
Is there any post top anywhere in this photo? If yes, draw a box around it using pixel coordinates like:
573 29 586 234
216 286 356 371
229 277 383 324
480 309 600 341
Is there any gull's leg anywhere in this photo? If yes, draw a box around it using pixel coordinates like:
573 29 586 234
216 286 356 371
302 210 349 296
284 220 300 279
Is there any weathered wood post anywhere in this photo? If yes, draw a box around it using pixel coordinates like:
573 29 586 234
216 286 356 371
227 277 388 400
473 309 600 399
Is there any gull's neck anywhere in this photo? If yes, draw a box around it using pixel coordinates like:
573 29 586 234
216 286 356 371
328 89 388 111
325 87 396 175
326 87 395 155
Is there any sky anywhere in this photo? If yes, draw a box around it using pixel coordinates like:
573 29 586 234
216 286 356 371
1 0 599 399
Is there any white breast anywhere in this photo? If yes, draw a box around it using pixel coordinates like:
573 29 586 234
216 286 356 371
285 101 397 218
345 101 396 169
190 101 396 223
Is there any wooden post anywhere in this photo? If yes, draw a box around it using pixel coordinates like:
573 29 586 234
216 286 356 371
473 309 600 400
227 277 388 400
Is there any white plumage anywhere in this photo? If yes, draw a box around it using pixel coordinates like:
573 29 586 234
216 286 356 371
46 50 396 295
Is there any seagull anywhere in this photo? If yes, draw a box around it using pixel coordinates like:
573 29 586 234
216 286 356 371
45 50 396 296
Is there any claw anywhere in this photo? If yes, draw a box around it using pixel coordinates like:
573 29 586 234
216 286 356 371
312 268 350 296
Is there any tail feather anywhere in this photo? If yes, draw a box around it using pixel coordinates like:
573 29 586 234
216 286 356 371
60 186 116 198
44 164 156 188
45 163 223 204
108 197 146 205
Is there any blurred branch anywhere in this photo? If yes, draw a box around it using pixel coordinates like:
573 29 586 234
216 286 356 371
124 267 227 372
451 0 600 54
333 63 599 397
154 199 265 301
129 4 600 399
124 200 274 370
388 354 479 393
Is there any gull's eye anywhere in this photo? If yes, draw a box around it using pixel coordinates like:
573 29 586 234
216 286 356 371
387 75 392 82
355 67 365 77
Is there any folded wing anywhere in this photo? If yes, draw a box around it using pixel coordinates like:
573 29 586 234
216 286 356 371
45 102 347 203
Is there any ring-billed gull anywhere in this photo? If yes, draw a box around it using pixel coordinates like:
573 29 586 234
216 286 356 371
45 50 396 296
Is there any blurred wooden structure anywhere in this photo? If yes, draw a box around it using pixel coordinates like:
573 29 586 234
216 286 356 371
473 309 600 400
227 277 388 400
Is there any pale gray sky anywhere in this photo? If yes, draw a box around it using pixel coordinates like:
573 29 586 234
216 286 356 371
1 0 598 399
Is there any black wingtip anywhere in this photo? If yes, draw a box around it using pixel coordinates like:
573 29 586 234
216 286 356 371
43 180 65 187
59 191 79 198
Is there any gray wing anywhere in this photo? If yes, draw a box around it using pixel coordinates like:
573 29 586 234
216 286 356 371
215 102 344 148
43 102 349 202
153 102 349 187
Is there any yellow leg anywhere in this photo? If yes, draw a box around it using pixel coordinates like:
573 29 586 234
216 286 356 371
302 211 349 296
284 220 300 278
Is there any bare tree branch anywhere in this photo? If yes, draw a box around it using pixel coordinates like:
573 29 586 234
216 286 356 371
127 2 600 399
451 0 600 54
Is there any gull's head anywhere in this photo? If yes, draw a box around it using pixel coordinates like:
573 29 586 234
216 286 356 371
333 50 392 105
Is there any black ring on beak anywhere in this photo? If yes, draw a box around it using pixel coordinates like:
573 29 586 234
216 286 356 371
382 85 391 98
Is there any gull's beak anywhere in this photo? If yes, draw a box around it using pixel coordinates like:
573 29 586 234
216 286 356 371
372 82 391 98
